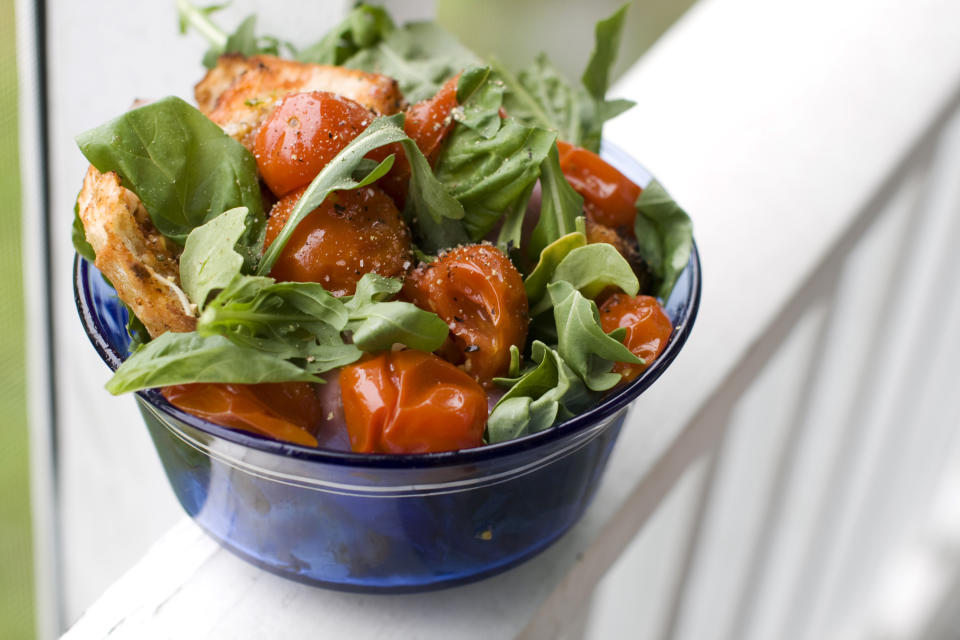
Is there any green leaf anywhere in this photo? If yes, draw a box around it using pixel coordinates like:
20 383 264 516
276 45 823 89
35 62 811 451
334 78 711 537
72 201 96 262
495 180 536 260
633 180 694 300
105 332 320 395
347 301 449 353
179 207 249 310
492 54 583 144
435 118 555 240
491 5 635 152
546 243 639 305
122 302 150 351
344 273 449 353
176 1 282 69
486 341 595 443
199 276 351 362
581 4 629 101
548 280 640 391
528 143 583 259
342 272 403 314
76 96 265 245
524 231 587 308
344 21 481 103
296 4 395 65
454 66 505 138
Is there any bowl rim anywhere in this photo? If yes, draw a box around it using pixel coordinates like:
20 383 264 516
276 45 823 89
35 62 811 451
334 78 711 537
74 238 700 469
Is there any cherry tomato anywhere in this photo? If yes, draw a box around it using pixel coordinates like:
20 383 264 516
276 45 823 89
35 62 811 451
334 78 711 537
162 382 323 447
371 73 461 206
339 350 487 454
598 293 673 382
556 140 641 230
403 244 528 385
254 91 374 198
263 185 411 296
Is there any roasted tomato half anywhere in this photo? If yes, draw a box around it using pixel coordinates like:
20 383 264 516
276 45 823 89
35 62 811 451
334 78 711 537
162 382 324 447
264 185 411 296
557 140 641 230
403 244 528 385
340 350 487 454
254 91 374 198
598 294 673 382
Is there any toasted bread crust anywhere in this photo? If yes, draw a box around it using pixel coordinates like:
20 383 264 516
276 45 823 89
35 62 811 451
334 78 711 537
196 54 404 149
77 166 196 337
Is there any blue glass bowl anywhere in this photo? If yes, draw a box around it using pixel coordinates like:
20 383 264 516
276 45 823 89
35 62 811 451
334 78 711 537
73 148 701 592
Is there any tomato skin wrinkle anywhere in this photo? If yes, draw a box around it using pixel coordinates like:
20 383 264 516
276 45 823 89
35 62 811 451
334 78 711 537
556 140 641 230
598 293 673 382
162 382 324 447
403 244 528 386
340 350 487 454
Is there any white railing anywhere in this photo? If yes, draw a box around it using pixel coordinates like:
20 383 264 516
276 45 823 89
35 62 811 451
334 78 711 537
17 0 960 638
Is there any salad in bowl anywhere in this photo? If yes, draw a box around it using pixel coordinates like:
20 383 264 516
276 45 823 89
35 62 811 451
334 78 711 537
73 2 699 589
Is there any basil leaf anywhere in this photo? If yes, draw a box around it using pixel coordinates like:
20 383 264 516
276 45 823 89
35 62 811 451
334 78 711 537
179 207 248 310
76 97 265 245
633 180 694 300
548 280 640 391
122 302 150 351
495 180 536 261
524 231 587 308
347 301 449 353
345 21 481 103
528 143 583 259
435 118 555 241
72 201 96 262
487 340 595 443
105 332 319 395
296 4 394 65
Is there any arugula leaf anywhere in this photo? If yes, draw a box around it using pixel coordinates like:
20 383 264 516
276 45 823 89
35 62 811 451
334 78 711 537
76 97 264 245
346 302 449 353
176 0 282 68
199 276 350 358
122 302 151 351
524 231 587 307
296 4 395 65
454 67 505 138
578 4 634 151
633 180 694 300
435 118 555 241
529 242 639 316
495 180 536 260
344 21 481 103
491 5 635 152
343 273 449 353
72 201 96 263
492 54 583 143
179 207 248 310
548 280 640 391
258 114 467 272
528 143 583 259
487 341 595 443
105 332 320 395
